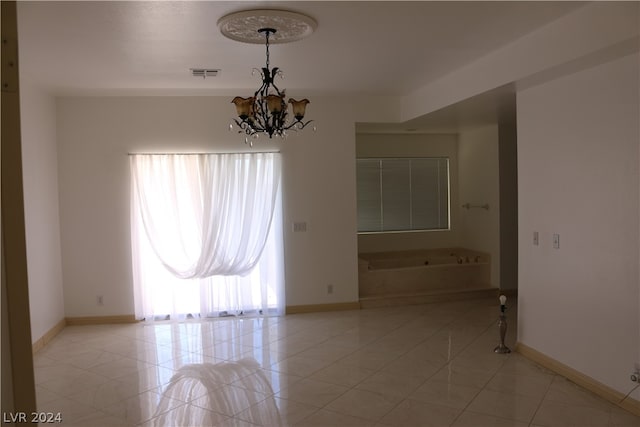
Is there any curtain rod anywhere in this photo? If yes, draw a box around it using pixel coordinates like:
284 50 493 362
128 151 280 155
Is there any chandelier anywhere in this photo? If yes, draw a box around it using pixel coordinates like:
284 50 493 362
230 28 312 143
218 10 317 145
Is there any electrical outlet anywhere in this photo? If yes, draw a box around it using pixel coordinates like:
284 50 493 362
327 284 333 294
632 363 640 383
97 295 104 306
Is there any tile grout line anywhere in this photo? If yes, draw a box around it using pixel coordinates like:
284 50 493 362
271 304 456 425
526 374 558 427
442 308 514 426
323 302 500 425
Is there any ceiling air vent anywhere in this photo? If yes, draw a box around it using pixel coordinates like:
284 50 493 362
190 68 220 78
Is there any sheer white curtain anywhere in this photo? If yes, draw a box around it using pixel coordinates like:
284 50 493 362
130 153 284 320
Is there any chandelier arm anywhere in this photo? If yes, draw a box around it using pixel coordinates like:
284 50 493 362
271 111 281 133
259 68 272 85
283 119 313 131
255 98 268 121
270 82 285 97
255 85 267 98
233 119 255 136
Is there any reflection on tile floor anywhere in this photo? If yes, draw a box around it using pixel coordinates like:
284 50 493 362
33 298 640 426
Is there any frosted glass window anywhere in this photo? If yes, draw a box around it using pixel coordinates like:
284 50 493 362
356 158 449 232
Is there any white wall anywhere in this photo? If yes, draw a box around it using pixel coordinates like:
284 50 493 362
458 125 501 289
517 53 639 395
355 133 460 253
56 96 373 315
19 78 65 342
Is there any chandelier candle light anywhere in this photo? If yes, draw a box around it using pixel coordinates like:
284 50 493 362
218 10 317 145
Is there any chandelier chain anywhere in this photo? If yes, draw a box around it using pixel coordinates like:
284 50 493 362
265 30 270 69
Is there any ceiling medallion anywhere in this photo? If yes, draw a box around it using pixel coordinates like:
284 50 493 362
219 10 317 145
217 9 317 44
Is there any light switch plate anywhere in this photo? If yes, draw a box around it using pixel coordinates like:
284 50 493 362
293 222 307 232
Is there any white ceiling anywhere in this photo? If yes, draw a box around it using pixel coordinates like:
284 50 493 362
16 1 585 130
357 83 517 133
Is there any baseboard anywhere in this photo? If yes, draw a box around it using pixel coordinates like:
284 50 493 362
285 301 360 314
516 342 640 417
619 395 640 417
360 288 499 309
32 318 66 354
65 314 138 325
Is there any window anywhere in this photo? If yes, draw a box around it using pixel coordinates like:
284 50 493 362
130 153 284 320
356 158 449 232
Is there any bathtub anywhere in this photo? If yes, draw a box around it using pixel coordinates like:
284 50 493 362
358 248 491 298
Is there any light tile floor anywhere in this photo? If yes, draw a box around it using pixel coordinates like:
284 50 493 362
33 298 640 426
